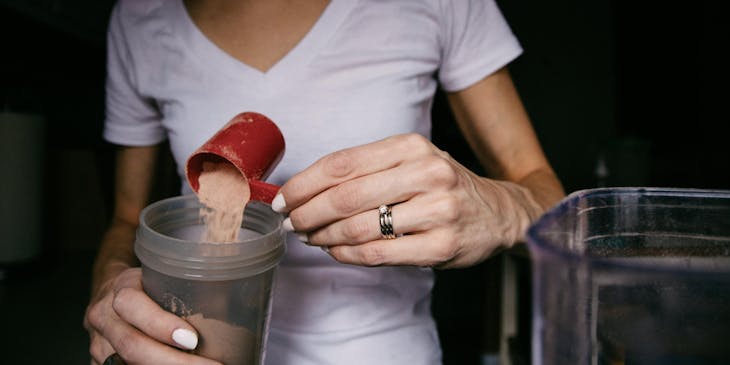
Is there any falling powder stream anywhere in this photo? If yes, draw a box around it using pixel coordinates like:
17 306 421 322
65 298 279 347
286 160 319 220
197 161 251 243
183 161 260 364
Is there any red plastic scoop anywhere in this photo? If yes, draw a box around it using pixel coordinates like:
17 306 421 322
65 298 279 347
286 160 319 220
186 112 285 204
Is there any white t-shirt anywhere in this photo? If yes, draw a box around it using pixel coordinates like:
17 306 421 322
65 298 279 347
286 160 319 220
104 0 521 364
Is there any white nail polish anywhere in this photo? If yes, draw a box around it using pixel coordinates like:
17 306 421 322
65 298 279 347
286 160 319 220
172 328 198 350
282 217 294 231
271 193 287 212
297 233 309 243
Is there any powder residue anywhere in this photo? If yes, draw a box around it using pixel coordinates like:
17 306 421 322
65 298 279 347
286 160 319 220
197 161 251 243
186 313 257 365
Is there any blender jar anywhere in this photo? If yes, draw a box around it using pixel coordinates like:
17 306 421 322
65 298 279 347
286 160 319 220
527 188 730 365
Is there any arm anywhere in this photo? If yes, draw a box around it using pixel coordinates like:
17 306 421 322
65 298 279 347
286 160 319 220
272 68 564 268
84 145 219 365
446 67 565 233
91 145 158 295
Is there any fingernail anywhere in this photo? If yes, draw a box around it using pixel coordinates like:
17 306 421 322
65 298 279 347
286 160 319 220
271 193 287 212
172 328 198 350
297 233 308 243
103 353 124 365
282 217 294 231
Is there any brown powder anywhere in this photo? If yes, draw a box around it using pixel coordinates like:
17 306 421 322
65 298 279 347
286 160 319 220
197 161 251 243
183 162 259 363
186 313 257 364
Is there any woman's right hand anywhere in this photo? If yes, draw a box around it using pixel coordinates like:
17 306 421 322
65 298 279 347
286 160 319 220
84 266 221 365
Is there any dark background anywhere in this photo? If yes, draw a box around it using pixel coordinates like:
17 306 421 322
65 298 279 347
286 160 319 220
1 0 728 364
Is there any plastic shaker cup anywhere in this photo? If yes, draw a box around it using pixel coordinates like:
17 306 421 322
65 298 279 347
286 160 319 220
135 196 286 364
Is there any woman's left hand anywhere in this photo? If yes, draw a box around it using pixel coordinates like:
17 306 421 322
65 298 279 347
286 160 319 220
271 133 547 269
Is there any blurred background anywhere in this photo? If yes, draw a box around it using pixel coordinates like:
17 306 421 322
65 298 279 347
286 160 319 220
0 0 727 364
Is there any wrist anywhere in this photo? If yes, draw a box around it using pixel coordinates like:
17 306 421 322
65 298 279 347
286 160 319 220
92 259 135 297
480 178 544 248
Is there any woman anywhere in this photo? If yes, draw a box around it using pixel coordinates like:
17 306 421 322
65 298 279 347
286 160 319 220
84 0 564 364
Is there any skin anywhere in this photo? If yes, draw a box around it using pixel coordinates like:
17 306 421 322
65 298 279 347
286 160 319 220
183 0 330 73
85 1 330 363
84 0 565 363
84 146 222 365
278 68 564 268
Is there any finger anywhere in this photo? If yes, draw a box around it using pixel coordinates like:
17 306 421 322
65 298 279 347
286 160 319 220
87 268 219 365
306 194 453 246
280 134 436 211
90 294 218 365
101 312 219 365
105 268 200 350
89 331 116 365
112 286 200 351
328 230 460 267
289 153 456 232
87 292 123 364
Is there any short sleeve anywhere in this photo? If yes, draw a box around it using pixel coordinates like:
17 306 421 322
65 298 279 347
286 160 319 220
102 1 166 146
437 0 523 92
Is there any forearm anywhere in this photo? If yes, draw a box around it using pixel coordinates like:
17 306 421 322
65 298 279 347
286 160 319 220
91 220 140 296
91 145 159 296
479 167 564 247
446 68 566 245
516 167 565 213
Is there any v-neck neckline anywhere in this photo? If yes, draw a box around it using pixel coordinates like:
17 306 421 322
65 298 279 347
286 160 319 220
173 0 353 83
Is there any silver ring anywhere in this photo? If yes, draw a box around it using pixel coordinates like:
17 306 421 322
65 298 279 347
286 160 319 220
378 204 396 239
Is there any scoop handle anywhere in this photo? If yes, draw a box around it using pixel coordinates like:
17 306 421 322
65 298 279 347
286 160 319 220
249 180 280 205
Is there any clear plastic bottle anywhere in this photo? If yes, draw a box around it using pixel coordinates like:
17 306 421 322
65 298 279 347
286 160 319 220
135 195 285 364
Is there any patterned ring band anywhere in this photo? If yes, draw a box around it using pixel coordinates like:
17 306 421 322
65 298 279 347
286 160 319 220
378 204 396 239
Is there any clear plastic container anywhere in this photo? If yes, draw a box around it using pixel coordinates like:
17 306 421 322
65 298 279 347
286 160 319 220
527 188 730 365
135 195 285 365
